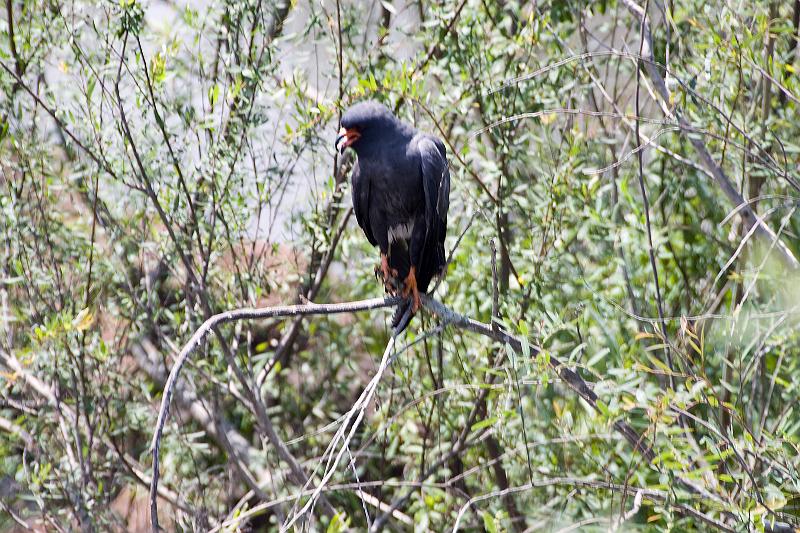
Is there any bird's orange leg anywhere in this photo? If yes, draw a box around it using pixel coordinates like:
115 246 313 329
378 253 399 293
402 266 422 312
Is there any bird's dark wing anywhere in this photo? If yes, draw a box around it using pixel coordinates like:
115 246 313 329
418 136 450 245
351 161 377 246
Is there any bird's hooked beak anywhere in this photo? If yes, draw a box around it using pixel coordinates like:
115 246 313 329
335 126 361 154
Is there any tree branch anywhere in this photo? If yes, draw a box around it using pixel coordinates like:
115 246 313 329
4 0 23 82
149 294 656 530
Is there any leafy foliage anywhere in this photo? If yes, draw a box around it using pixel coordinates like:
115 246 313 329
1 0 800 531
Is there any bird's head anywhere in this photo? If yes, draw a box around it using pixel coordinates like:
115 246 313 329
335 101 397 154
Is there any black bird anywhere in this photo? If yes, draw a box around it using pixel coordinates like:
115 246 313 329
335 101 450 333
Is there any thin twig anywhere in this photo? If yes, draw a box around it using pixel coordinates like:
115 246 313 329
490 238 499 332
633 0 673 386
283 336 398 529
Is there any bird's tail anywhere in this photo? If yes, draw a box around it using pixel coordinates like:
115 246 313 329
417 241 446 293
391 298 415 335
385 244 414 335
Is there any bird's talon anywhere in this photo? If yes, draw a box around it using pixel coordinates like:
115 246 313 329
412 292 421 313
379 254 392 281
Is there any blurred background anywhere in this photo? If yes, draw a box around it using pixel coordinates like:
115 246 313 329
1 0 800 530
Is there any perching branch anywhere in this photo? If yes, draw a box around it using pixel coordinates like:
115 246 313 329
149 294 656 530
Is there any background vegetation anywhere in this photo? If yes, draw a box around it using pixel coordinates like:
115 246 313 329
2 0 800 530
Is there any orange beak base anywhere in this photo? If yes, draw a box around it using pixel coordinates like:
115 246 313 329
335 126 361 153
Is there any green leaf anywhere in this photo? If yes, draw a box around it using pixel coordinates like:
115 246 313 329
326 512 347 533
471 416 499 432
482 511 498 533
209 84 220 108
505 342 517 368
